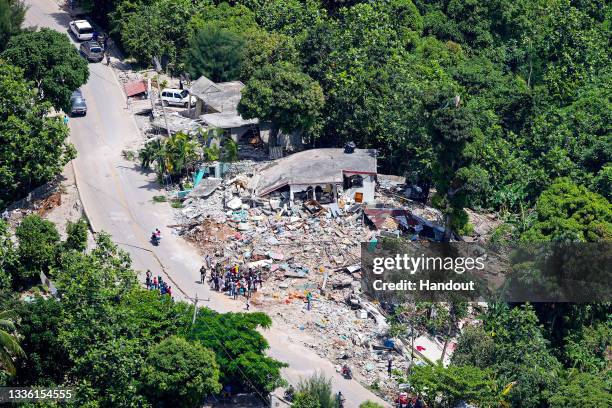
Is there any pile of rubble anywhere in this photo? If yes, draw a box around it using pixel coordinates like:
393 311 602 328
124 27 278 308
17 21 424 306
169 165 424 401
177 183 372 277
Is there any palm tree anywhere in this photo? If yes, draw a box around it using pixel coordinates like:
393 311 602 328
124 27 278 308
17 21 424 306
0 310 24 375
164 132 198 177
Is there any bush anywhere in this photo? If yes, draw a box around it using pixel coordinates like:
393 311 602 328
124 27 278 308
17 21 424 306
293 392 321 408
359 402 385 408
64 218 88 252
296 372 334 408
141 336 221 407
15 214 59 281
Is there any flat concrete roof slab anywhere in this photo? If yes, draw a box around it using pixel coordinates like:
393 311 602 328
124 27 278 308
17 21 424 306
255 148 377 196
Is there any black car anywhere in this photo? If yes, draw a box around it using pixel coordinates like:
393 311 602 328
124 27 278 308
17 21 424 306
79 41 104 62
70 89 87 116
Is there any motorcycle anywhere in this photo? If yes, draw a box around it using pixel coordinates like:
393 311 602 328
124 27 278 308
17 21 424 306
341 365 352 380
151 233 160 246
336 392 345 408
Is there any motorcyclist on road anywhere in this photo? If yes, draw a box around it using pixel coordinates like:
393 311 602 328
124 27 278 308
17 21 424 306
336 391 345 408
341 364 352 379
151 229 161 245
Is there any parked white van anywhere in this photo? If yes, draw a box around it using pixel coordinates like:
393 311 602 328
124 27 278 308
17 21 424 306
160 89 196 107
69 20 94 41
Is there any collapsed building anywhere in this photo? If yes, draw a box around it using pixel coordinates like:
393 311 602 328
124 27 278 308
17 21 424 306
188 76 258 142
248 147 378 206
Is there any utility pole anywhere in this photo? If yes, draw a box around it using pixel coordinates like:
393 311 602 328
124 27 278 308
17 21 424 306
148 77 155 114
192 293 199 325
152 57 171 138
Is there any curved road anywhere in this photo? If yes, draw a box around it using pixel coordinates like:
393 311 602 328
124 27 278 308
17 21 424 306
24 1 389 406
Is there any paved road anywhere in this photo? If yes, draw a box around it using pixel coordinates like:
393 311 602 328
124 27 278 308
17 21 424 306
24 1 389 406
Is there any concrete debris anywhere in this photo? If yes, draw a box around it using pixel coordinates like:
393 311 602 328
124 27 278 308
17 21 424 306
227 197 243 210
187 177 221 199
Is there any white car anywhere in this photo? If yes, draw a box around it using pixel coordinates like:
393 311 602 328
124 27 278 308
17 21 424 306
160 88 196 107
69 20 94 41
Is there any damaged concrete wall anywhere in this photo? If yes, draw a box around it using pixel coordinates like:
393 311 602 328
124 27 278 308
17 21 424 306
289 183 337 205
343 173 376 204
229 125 251 143
260 123 303 151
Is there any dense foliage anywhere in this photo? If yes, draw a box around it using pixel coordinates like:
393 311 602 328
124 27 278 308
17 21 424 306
0 63 75 210
0 0 25 51
521 178 612 242
186 24 246 82
1 28 89 112
189 308 286 393
0 216 285 406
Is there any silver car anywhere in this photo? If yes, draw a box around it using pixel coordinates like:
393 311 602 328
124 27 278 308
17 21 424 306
70 89 87 116
79 41 104 62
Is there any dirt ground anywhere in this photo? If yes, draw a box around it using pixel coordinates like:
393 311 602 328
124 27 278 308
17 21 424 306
3 163 95 248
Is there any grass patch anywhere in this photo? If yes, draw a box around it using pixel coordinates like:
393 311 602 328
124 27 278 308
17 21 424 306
152 195 167 203
170 200 183 209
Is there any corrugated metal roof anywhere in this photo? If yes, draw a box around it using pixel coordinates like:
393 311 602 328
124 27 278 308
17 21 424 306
124 80 147 97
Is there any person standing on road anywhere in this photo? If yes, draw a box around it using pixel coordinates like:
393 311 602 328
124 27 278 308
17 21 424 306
387 356 393 377
306 292 312 311
106 52 111 66
63 115 69 126
200 265 207 284
205 254 212 270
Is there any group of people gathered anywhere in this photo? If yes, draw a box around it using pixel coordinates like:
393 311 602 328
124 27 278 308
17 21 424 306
201 257 263 301
145 270 173 299
395 393 426 408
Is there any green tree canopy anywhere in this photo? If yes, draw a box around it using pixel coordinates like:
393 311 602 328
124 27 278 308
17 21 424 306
238 61 324 139
185 23 246 82
15 214 60 282
141 336 221 407
0 63 75 210
189 309 286 394
359 402 385 408
453 304 563 408
409 364 500 408
64 218 88 253
293 392 322 408
0 309 25 376
521 178 612 242
0 0 26 51
1 28 89 111
296 372 334 408
0 220 16 291
548 371 612 408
